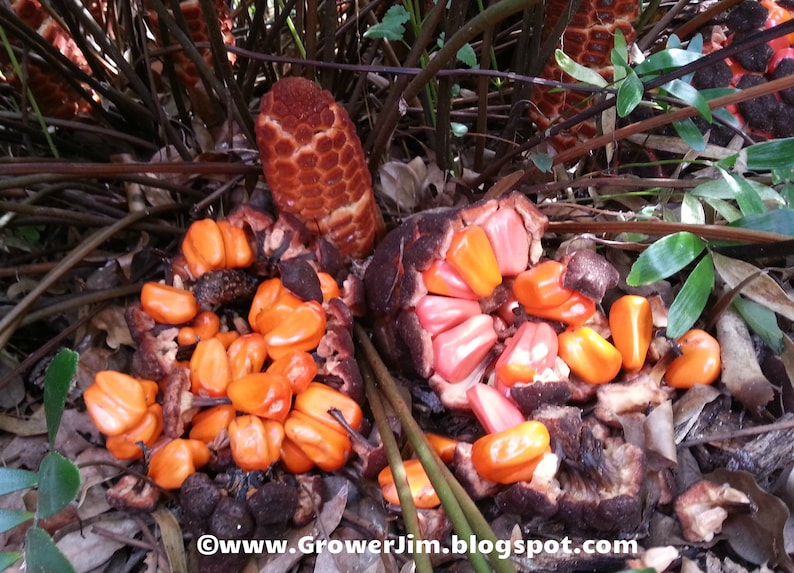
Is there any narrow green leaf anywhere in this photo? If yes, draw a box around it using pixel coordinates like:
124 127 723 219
712 106 742 128
450 122 468 137
719 137 794 171
782 182 794 205
728 208 794 236
363 5 409 41
704 197 742 222
555 49 608 86
626 232 706 286
611 29 629 80
672 118 706 152
720 169 766 216
456 43 478 68
0 551 22 571
686 33 703 54
43 348 78 448
681 193 705 224
0 468 38 496
733 296 784 354
721 137 794 171
36 453 80 520
529 152 553 173
772 165 794 184
0 510 33 534
616 72 643 117
25 527 77 573
634 49 702 77
692 177 783 203
662 79 711 121
667 34 683 49
667 254 714 338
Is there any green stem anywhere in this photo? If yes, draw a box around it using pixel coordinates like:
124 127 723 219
0 25 59 158
361 360 434 573
355 323 518 573
368 0 539 170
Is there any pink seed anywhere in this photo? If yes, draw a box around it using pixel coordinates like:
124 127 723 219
432 315 497 383
481 208 529 277
494 321 558 387
466 383 525 433
416 295 483 336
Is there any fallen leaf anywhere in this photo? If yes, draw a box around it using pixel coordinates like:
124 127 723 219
706 469 794 571
712 252 794 322
672 384 721 444
91 306 134 349
715 308 775 411
378 160 425 212
0 407 47 437
153 508 187 573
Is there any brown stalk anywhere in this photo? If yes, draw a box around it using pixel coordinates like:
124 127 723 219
547 219 791 243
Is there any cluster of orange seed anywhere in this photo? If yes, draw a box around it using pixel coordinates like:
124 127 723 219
84 214 363 489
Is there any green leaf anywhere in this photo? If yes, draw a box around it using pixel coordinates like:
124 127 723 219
36 452 80 520
728 208 794 235
719 137 794 171
529 152 553 173
634 48 702 77
450 122 468 137
0 468 38 496
681 193 705 224
0 551 22 571
43 348 78 448
626 232 706 286
667 254 714 338
782 182 794 205
555 49 608 86
611 29 629 80
672 117 706 152
456 42 478 68
662 79 711 121
703 197 742 222
720 169 766 216
363 5 409 41
616 72 643 117
691 177 783 203
0 509 33 534
772 165 794 184
733 296 784 354
25 527 76 573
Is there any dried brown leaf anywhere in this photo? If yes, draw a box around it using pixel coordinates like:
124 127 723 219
91 306 134 349
706 469 794 571
716 308 775 411
712 252 794 322
672 384 721 444
153 508 188 573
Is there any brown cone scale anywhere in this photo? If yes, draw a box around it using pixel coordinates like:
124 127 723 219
256 77 383 259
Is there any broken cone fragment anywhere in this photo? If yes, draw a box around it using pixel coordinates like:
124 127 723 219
256 77 383 258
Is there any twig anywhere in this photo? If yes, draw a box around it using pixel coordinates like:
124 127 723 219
0 204 186 350
680 418 794 447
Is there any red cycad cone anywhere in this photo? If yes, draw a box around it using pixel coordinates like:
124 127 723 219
256 77 383 258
